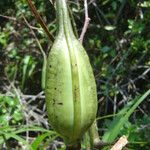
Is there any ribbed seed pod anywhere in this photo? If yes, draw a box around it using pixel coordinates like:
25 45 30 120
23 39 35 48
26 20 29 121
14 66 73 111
45 0 97 145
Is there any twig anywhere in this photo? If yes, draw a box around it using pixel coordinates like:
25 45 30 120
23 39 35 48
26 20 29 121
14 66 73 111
0 14 42 32
110 136 128 150
121 67 150 88
27 0 54 42
21 91 44 99
79 0 91 43
0 14 16 21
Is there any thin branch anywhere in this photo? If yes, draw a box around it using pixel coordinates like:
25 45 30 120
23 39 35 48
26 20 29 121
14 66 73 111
22 14 46 60
0 14 42 32
21 91 45 100
0 14 16 21
27 0 54 42
79 0 91 43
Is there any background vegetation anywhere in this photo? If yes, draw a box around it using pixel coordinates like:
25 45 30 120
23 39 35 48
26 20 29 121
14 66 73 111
0 0 150 149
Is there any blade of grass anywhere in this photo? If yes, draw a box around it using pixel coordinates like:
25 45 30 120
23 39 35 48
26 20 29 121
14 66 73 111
31 133 57 150
14 125 56 134
102 89 150 142
0 125 57 146
0 131 32 149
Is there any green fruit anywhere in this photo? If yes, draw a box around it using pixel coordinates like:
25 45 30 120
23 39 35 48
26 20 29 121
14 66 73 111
45 0 97 145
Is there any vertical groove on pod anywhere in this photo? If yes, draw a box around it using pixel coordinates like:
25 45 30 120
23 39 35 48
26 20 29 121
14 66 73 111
61 0 82 141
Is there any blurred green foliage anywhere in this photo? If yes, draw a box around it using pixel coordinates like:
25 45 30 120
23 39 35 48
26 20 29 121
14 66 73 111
0 95 23 125
0 0 150 149
120 116 150 149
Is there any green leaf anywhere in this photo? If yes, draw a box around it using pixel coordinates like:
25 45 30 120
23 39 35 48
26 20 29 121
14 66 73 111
5 96 15 106
21 55 37 89
22 55 31 88
104 25 116 31
139 1 150 7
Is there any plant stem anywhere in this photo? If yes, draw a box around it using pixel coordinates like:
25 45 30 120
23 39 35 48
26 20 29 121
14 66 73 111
27 0 54 42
